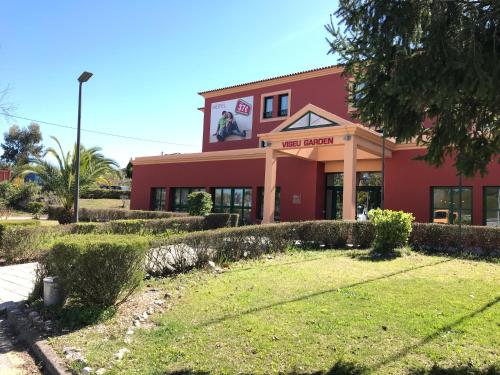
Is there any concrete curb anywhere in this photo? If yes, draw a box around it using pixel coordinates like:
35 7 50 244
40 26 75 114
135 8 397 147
5 304 70 375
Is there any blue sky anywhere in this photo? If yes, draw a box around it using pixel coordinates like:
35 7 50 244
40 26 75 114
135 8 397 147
0 1 339 167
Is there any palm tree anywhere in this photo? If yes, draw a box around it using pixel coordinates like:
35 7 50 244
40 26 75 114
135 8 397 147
20 136 119 219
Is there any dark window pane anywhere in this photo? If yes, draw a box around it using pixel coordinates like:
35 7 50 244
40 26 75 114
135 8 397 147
278 94 288 116
233 188 243 206
244 189 252 207
263 97 273 118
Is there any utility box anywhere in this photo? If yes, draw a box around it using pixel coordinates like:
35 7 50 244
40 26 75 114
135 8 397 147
43 276 62 306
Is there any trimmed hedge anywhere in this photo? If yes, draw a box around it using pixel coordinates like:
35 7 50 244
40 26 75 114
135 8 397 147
0 225 70 264
0 220 41 243
80 188 130 199
410 223 500 257
47 206 189 223
148 220 371 275
0 214 239 264
44 235 149 306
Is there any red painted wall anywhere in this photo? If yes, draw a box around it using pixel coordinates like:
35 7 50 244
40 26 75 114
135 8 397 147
202 71 351 152
0 169 11 182
131 157 324 222
385 149 500 225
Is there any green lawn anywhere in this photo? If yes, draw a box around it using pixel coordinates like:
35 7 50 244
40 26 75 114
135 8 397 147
79 198 130 210
49 250 500 374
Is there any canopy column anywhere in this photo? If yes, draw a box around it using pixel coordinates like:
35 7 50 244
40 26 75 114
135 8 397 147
342 135 357 220
262 148 277 224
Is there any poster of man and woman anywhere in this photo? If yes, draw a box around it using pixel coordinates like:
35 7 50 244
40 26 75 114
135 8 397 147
209 96 253 143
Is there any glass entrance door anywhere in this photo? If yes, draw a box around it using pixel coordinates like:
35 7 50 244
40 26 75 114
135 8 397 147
325 187 343 219
356 186 381 219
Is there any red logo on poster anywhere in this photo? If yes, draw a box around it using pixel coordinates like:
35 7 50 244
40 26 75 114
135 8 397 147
235 99 252 116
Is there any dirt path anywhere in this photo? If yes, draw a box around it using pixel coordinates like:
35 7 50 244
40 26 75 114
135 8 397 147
0 318 41 374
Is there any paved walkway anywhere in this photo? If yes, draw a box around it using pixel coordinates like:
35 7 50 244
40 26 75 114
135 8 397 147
0 263 40 374
0 263 38 312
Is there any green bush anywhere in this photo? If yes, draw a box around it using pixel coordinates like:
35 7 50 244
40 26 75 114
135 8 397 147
47 205 73 224
0 181 40 210
0 214 239 265
187 191 213 216
368 209 415 253
47 206 188 223
203 213 239 230
44 235 149 306
0 220 41 242
410 223 500 257
350 221 375 248
0 222 65 264
80 188 130 199
26 201 45 218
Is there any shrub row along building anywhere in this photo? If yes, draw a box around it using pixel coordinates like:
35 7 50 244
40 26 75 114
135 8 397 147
130 66 499 226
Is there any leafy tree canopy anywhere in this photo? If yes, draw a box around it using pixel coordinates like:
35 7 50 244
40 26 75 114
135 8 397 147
326 0 499 177
19 136 119 212
1 123 44 166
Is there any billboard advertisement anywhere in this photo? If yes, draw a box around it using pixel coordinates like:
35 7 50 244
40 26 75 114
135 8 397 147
209 96 253 143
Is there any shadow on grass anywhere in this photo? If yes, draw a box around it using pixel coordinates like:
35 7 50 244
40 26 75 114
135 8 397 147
408 364 500 375
197 258 451 328
30 299 117 333
370 295 500 372
348 250 402 262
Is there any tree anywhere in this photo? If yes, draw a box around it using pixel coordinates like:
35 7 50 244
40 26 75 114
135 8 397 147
326 0 500 177
20 136 119 220
1 123 44 166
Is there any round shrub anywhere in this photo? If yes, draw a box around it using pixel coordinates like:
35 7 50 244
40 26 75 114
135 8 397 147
187 191 213 216
45 235 149 306
368 209 415 253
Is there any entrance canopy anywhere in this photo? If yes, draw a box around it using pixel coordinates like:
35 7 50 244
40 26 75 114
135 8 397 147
257 104 395 223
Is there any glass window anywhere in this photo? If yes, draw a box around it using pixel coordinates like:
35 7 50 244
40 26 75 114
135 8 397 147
257 187 280 221
326 173 343 187
484 187 500 227
171 187 205 212
431 187 472 224
213 187 252 224
151 187 166 211
284 111 337 131
278 94 289 117
263 97 273 118
356 172 382 187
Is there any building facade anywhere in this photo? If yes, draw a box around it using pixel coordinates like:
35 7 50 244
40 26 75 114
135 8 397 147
131 66 500 226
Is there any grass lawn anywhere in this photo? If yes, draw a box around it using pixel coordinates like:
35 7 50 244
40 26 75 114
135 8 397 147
79 198 130 210
49 250 499 374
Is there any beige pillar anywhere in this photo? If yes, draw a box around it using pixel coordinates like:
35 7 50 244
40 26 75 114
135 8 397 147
342 135 357 220
262 148 277 224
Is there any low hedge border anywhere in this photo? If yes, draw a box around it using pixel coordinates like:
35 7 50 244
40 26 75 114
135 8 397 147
47 206 189 223
410 223 500 257
0 219 41 243
147 220 373 275
80 188 130 199
0 214 239 264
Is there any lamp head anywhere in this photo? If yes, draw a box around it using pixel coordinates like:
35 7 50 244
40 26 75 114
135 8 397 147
78 71 93 83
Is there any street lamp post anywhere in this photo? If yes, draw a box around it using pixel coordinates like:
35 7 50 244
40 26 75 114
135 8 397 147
73 71 93 223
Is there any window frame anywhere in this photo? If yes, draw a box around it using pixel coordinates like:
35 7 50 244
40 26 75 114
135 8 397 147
278 93 289 117
212 187 253 224
483 186 500 227
263 96 273 119
430 186 473 225
259 89 291 122
171 187 206 212
150 187 166 211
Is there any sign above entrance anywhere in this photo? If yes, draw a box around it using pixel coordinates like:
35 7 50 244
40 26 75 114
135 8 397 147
281 136 334 149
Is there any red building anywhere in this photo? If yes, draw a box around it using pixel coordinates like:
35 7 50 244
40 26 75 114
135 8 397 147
131 66 500 226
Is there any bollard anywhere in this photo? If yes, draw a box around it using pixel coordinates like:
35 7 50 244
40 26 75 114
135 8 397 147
43 276 62 306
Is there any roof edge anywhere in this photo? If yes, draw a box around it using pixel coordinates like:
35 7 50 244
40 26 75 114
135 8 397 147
198 65 344 98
